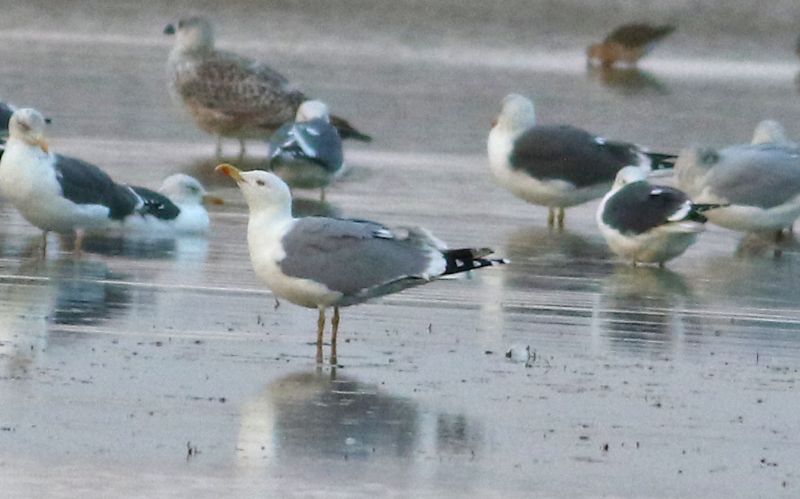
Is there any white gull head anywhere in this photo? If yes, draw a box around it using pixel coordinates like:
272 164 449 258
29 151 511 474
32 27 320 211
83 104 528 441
165 16 215 53
8 108 48 150
295 100 331 123
158 174 209 205
493 94 536 134
216 165 292 217
751 119 788 145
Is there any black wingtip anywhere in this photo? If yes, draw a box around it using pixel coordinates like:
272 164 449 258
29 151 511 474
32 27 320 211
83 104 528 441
340 129 373 143
163 24 176 35
693 203 728 213
646 151 677 170
442 248 509 276
330 114 372 143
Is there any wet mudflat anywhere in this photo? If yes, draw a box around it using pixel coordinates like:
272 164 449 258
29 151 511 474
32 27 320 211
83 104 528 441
0 1 799 497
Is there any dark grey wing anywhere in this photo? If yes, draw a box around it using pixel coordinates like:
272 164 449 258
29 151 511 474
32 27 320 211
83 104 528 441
267 122 295 160
605 24 676 48
268 119 344 173
129 186 181 220
602 181 692 234
279 217 435 297
707 144 800 208
53 155 140 220
509 125 639 188
177 52 306 130
0 102 14 134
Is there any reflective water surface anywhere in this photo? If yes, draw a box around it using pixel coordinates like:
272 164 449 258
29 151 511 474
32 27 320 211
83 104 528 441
0 1 799 497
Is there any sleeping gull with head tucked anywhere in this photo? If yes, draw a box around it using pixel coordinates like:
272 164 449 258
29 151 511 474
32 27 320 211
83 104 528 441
267 100 344 201
488 94 675 228
216 163 507 364
164 16 371 156
675 130 800 239
597 166 722 266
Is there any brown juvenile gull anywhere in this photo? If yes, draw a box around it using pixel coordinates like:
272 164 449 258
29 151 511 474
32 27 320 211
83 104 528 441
164 16 371 156
216 164 507 364
587 23 676 68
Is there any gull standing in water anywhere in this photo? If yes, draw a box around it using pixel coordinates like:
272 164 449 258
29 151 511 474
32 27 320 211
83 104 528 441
675 131 800 239
216 164 507 364
488 94 675 228
267 100 345 201
0 108 219 254
597 166 721 266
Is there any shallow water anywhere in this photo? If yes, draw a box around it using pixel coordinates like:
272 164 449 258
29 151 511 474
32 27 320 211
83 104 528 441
0 1 799 497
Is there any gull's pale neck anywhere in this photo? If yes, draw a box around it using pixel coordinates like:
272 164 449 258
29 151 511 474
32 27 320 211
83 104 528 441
612 166 647 191
173 26 215 55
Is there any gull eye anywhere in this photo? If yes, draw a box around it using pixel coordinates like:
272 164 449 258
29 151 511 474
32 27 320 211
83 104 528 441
256 180 266 186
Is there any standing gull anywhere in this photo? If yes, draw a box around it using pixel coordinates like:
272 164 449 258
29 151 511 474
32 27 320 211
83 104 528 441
267 100 344 201
0 108 203 253
587 23 676 68
488 94 675 228
164 16 371 156
675 137 800 238
597 167 721 266
216 164 507 364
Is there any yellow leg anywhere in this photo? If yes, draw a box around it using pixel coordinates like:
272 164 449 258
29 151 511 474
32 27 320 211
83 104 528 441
330 306 340 365
74 229 85 256
320 187 326 203
557 208 565 229
215 136 223 157
238 139 247 159
547 207 555 227
40 231 48 258
316 307 325 364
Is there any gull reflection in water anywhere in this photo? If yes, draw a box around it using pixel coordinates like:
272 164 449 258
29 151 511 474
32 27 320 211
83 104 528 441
479 227 612 338
80 234 209 261
237 369 483 484
0 257 132 376
591 266 701 355
503 226 612 288
586 66 669 95
237 369 419 464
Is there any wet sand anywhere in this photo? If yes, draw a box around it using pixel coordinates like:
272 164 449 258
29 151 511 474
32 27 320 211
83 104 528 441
0 2 799 497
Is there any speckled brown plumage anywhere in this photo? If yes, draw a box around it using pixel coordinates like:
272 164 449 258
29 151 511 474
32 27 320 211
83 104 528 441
165 17 370 152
